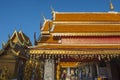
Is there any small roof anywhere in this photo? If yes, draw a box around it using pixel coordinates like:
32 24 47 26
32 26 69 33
41 20 52 31
11 30 32 46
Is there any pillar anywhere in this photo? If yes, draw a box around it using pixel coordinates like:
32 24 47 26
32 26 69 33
44 59 54 80
96 63 99 78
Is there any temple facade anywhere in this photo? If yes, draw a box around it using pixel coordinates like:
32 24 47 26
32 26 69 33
28 11 120 80
0 11 120 80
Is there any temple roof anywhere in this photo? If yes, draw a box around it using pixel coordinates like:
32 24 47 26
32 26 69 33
51 24 120 33
0 30 32 56
54 12 120 21
41 12 120 36
41 20 52 31
11 30 32 45
35 11 120 51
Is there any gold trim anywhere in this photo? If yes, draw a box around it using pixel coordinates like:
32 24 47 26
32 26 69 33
59 62 79 68
29 49 120 55
53 21 120 24
52 32 120 36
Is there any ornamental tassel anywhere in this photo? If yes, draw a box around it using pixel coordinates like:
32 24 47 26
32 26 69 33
98 55 101 61
107 55 110 61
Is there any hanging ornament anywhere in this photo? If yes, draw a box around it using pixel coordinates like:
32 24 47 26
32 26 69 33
49 56 50 59
54 55 56 58
36 55 39 59
107 55 110 61
49 54 51 58
58 54 60 58
43 54 45 58
98 55 101 61
113 54 117 58
110 54 113 59
117 54 120 59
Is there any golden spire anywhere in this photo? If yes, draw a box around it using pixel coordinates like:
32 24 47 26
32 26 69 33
51 6 55 14
43 15 46 21
110 0 114 11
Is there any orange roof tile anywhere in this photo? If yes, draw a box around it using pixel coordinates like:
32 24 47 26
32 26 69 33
41 20 52 31
41 12 120 36
54 12 120 21
52 24 120 33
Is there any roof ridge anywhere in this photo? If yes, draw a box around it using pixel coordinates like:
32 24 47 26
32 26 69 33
55 11 119 14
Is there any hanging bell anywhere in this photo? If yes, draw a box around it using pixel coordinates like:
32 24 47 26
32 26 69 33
98 55 101 61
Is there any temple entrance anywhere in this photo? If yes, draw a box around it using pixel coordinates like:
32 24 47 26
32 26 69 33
56 61 111 80
57 62 79 80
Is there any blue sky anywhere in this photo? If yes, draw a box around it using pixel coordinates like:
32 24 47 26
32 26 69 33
0 0 120 48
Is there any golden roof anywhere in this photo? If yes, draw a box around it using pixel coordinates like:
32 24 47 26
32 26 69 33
41 12 120 35
36 12 120 51
54 12 120 21
11 30 32 45
52 24 120 33
29 47 120 55
41 20 52 31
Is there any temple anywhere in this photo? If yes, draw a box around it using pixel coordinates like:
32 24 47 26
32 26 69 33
0 30 32 79
0 11 120 80
29 11 120 80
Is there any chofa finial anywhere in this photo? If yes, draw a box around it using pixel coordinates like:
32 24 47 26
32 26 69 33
110 0 114 11
43 15 46 21
51 6 55 14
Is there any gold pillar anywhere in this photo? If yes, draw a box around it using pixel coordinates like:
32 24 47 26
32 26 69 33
57 62 60 80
